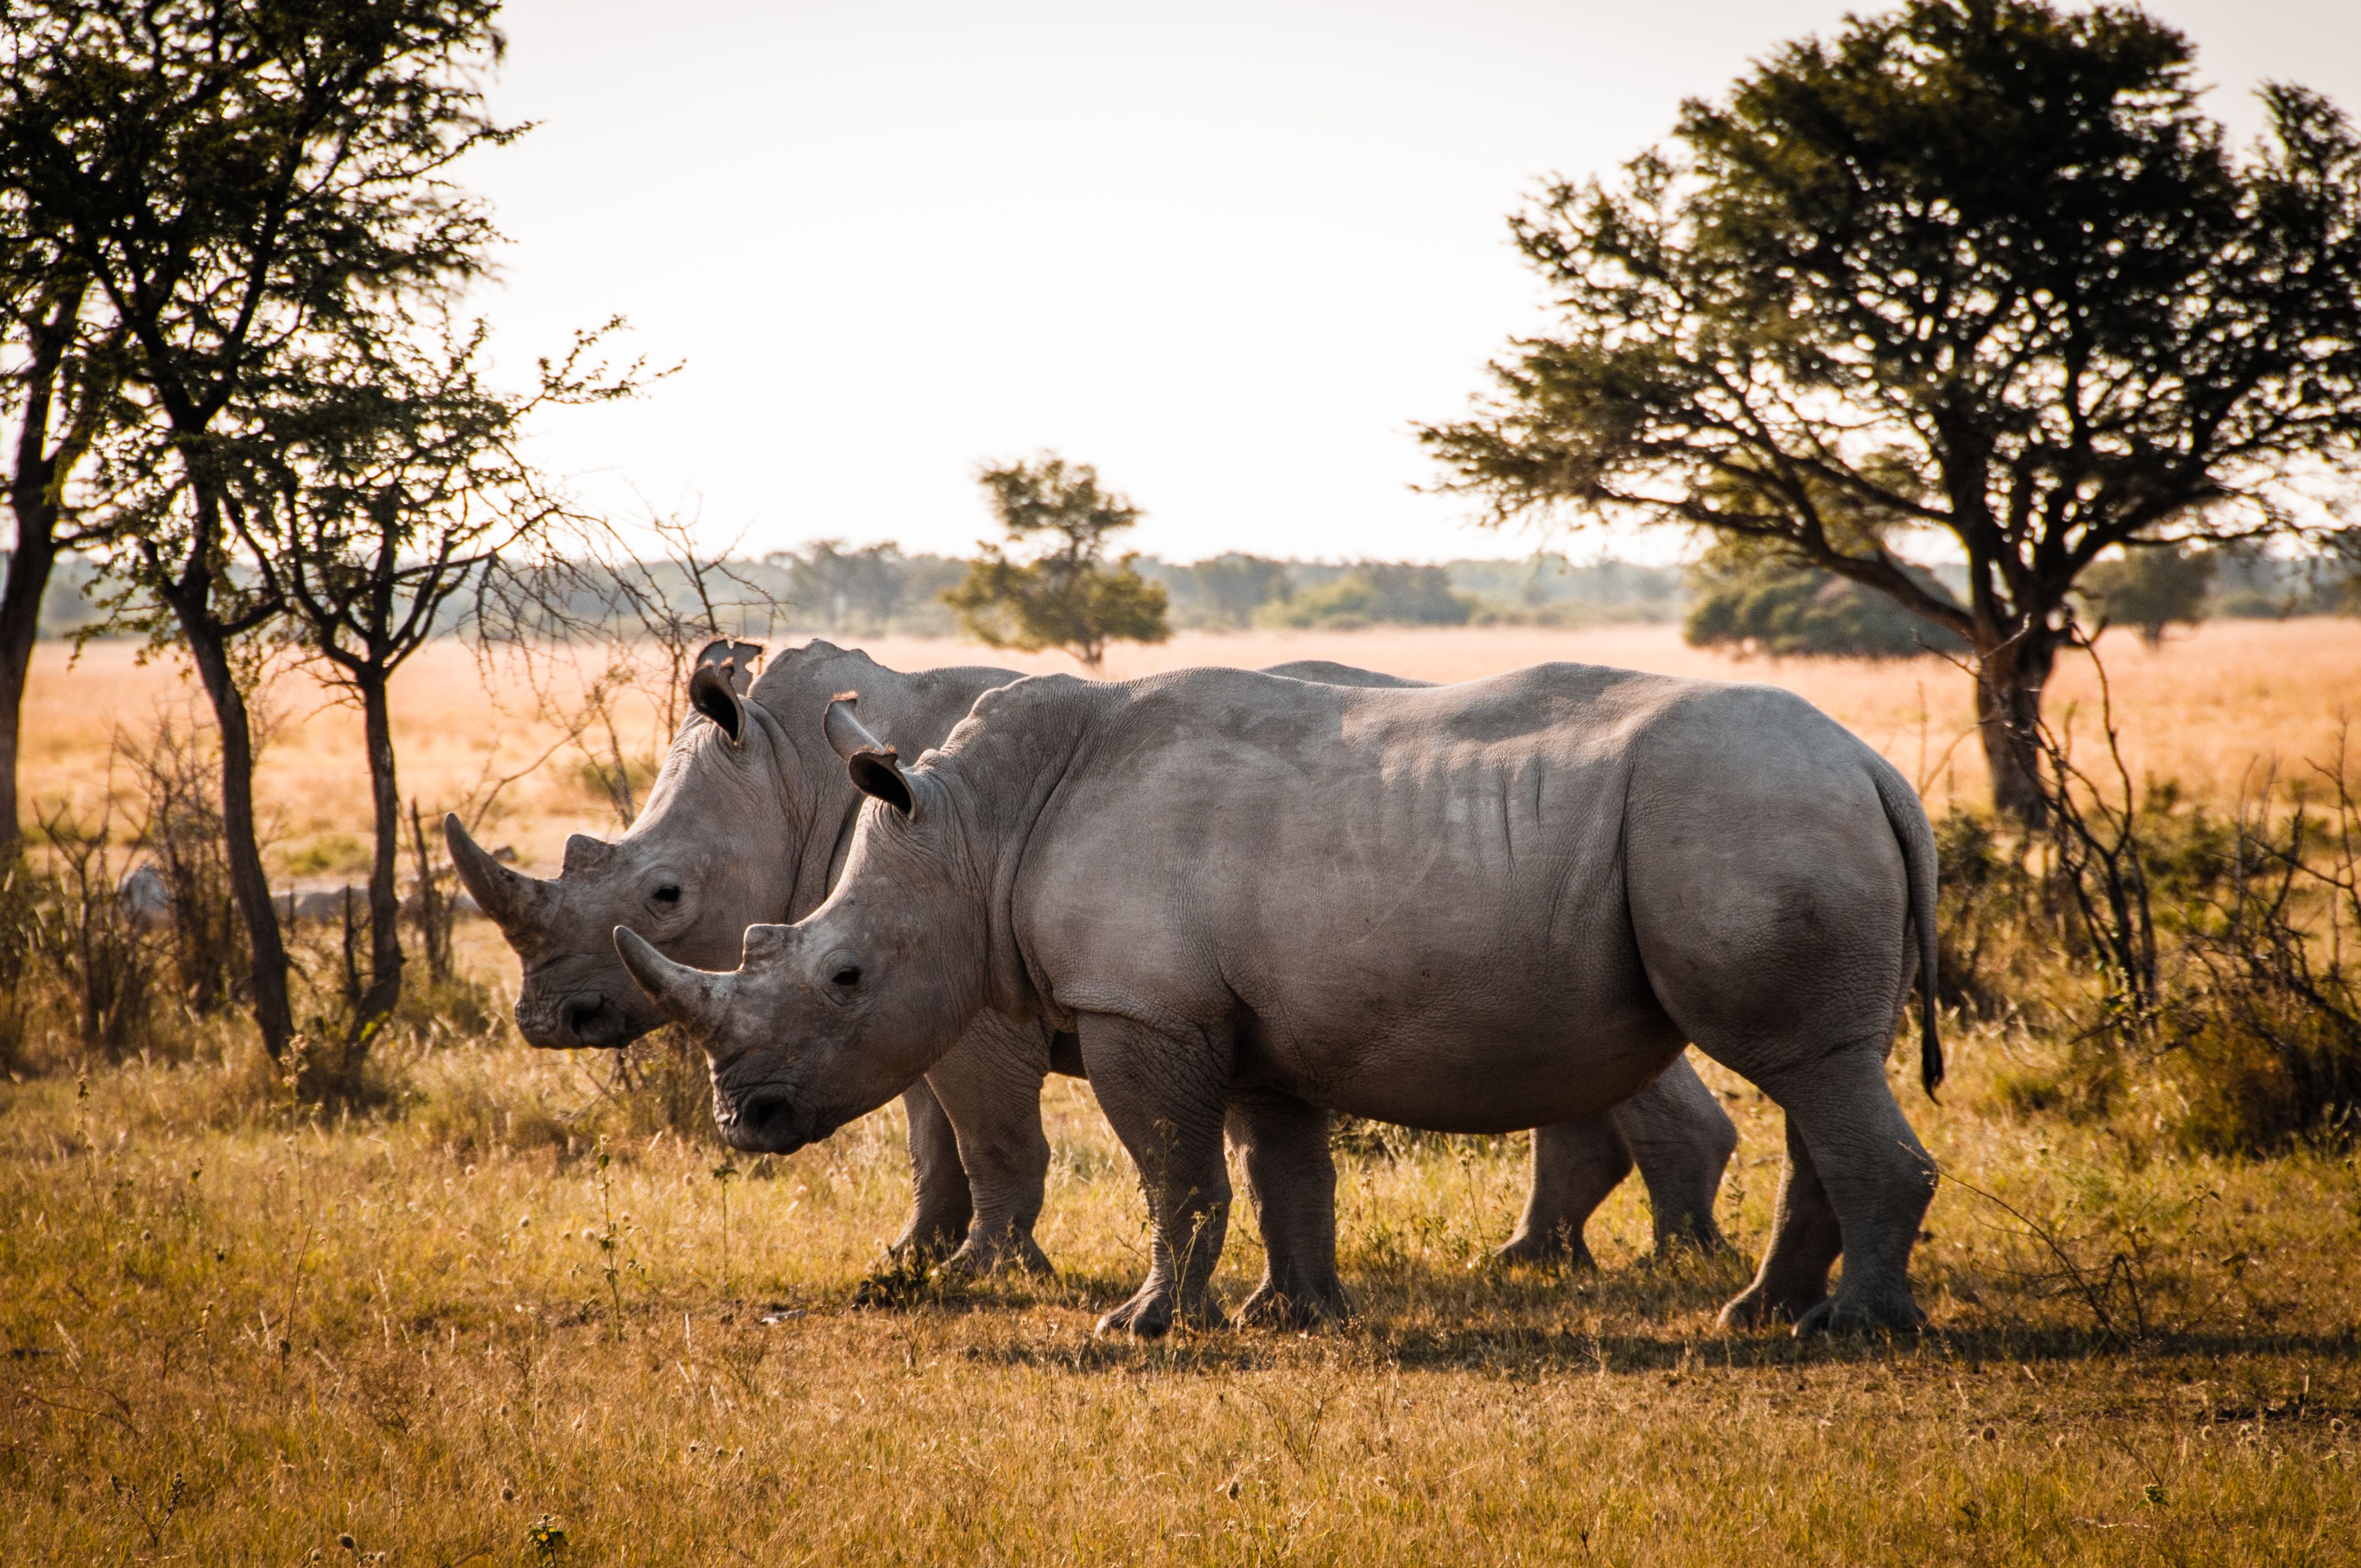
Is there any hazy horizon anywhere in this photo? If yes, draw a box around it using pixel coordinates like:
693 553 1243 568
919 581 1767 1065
471 0 2361 567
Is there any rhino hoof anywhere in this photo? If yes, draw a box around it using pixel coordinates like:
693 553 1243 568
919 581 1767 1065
1649 1223 1737 1262
939 1235 1055 1279
1096 1287 1223 1338
1493 1233 1598 1272
1716 1285 1827 1331
1794 1289 1927 1337
1235 1282 1351 1331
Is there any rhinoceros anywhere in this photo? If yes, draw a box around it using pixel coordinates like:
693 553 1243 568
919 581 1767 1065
614 663 1943 1335
449 639 1737 1276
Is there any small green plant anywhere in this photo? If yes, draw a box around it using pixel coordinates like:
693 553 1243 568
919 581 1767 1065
711 1161 738 1298
594 1144 625 1338
525 1513 567 1562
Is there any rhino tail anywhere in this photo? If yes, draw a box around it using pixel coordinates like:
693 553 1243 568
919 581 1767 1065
1868 756 1943 1100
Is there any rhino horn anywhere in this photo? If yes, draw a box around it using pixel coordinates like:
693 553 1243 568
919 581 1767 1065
562 832 616 876
445 814 549 932
824 693 913 816
614 926 723 1023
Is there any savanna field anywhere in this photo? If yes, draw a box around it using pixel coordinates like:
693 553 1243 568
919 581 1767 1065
8 620 2361 1564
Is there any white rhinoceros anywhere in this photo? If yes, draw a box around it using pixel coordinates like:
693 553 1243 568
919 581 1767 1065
616 663 1944 1336
450 639 1737 1279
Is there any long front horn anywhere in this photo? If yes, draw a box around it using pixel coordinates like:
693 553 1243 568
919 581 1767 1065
444 814 549 933
613 926 725 1025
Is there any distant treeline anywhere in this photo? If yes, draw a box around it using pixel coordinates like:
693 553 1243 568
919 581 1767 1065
23 546 1689 640
23 542 2354 644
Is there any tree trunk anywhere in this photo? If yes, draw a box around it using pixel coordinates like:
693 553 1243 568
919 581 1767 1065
179 614 295 1060
0 522 59 857
1973 624 2059 827
407 797 451 982
354 667 405 1036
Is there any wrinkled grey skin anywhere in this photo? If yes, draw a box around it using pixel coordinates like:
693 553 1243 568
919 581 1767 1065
618 663 1942 1337
451 640 1734 1274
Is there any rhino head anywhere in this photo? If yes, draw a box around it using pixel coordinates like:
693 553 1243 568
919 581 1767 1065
611 696 993 1153
448 641 812 1050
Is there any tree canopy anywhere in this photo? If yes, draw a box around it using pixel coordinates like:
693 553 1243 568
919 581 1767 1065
2 0 524 1061
1421 0 2361 819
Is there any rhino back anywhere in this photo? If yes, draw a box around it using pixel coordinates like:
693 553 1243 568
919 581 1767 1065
974 663 1730 1128
748 640 1020 759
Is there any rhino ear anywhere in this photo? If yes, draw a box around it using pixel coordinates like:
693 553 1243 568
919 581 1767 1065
689 664 746 744
825 693 915 817
694 638 765 695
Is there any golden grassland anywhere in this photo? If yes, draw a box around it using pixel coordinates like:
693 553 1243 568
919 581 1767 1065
4 1035 2358 1564
23 616 2361 874
6 619 2361 1562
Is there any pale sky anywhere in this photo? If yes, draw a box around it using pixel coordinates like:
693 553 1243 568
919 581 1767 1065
469 0 2361 565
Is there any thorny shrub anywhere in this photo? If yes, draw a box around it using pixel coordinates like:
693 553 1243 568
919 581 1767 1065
1933 678 2361 1150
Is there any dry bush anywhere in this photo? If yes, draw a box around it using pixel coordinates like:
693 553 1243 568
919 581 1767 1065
2168 758 2361 1152
0 804 178 1071
116 717 247 1017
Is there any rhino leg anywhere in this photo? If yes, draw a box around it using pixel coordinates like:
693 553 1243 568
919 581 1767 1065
925 1018 1054 1277
1227 1091 1350 1329
1717 1049 1935 1335
885 1080 972 1262
1779 1048 1935 1335
1617 1052 1738 1256
1716 1114 1841 1327
1495 1113 1629 1268
1081 1016 1231 1336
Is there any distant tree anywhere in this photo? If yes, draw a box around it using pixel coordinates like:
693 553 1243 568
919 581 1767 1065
1168 554 1293 629
1263 563 1474 630
779 539 911 634
1421 0 2361 823
943 454 1169 672
1685 542 1968 657
2078 545 2217 647
9 0 517 1060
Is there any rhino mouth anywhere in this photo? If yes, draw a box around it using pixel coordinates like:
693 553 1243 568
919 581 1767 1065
715 1086 822 1155
515 990 641 1051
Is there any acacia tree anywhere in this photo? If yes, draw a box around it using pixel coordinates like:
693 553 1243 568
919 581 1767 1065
1421 0 2361 821
230 313 635 1052
943 454 1169 672
5 0 514 1057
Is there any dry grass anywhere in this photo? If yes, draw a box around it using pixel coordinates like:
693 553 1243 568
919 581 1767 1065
3 1024 2357 1564
26 619 2360 873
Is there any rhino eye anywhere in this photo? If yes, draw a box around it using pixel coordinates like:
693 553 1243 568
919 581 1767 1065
830 965 861 988
654 884 681 905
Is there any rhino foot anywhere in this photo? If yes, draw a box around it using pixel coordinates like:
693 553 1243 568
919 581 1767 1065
1649 1218 1736 1261
1715 1282 1827 1331
1793 1283 1926 1337
940 1232 1054 1279
1096 1284 1225 1338
1234 1279 1351 1331
852 1261 950 1310
1493 1230 1599 1271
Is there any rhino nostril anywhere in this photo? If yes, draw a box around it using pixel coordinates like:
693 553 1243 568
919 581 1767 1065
562 997 610 1040
736 1088 796 1133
